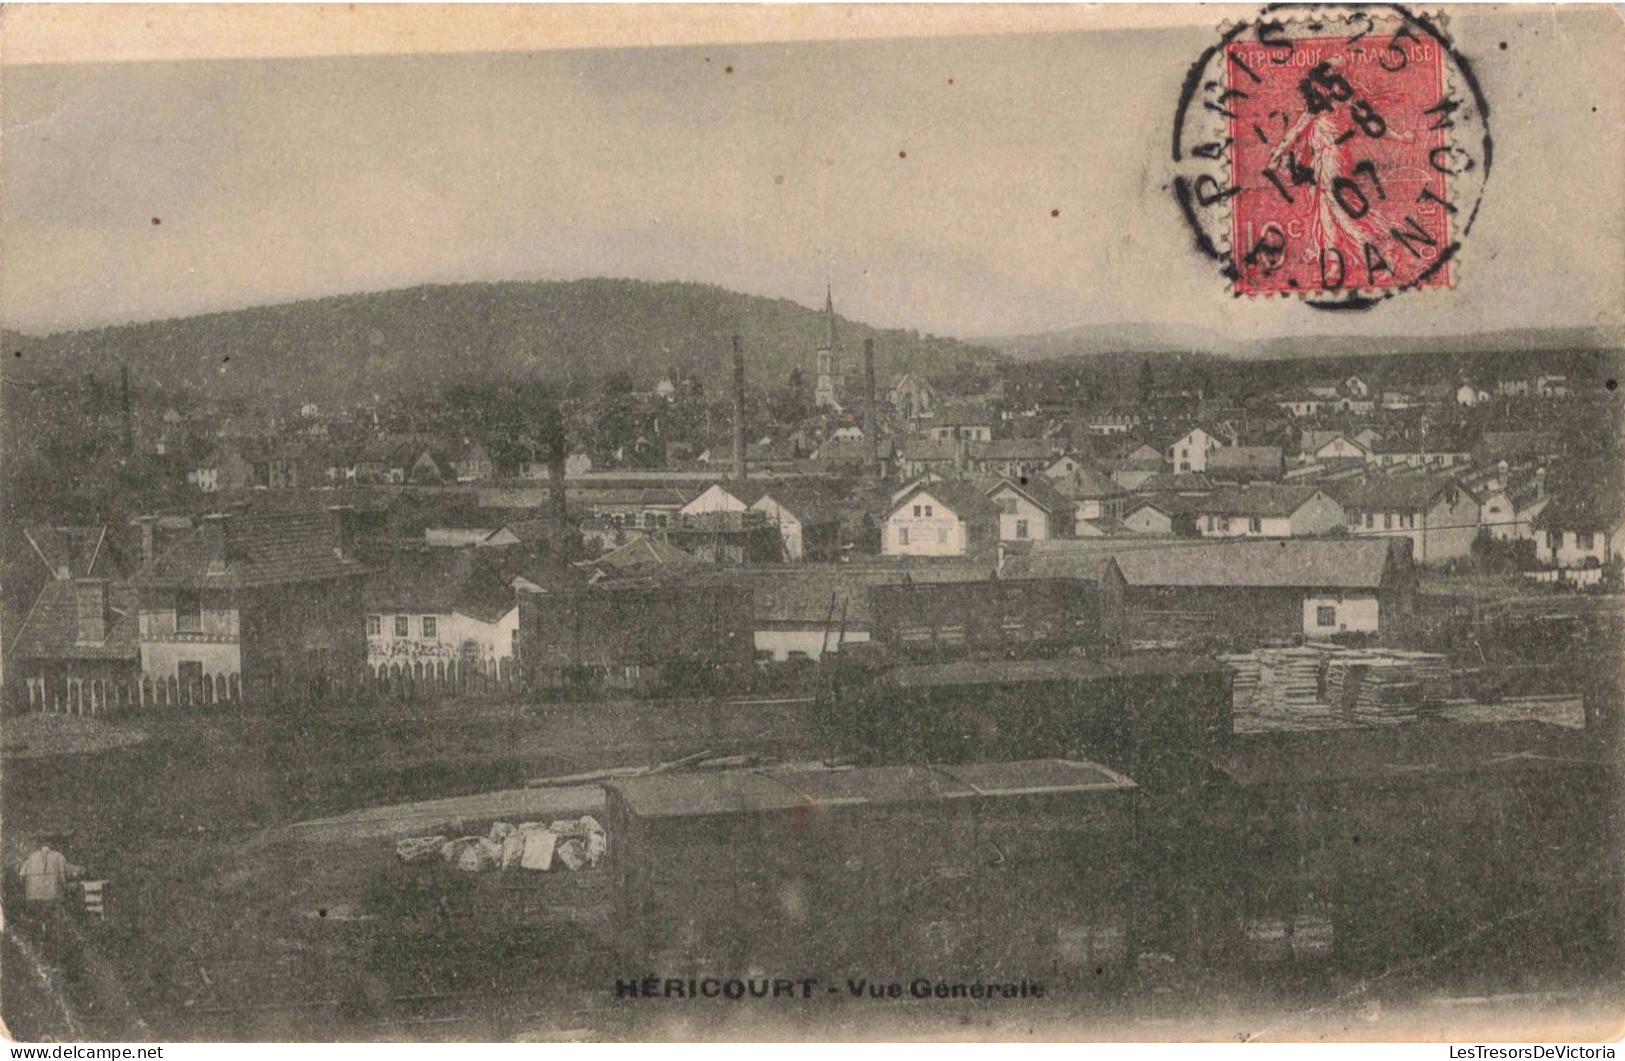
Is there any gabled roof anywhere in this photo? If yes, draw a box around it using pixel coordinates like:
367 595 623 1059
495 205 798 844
593 536 697 570
1049 464 1128 500
983 475 1072 514
889 480 1002 523
751 485 843 526
137 512 364 589
1130 472 1214 495
1193 485 1336 518
1330 474 1462 512
11 581 140 661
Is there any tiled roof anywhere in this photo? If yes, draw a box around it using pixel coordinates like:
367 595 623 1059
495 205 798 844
138 512 364 589
11 581 140 661
23 526 117 579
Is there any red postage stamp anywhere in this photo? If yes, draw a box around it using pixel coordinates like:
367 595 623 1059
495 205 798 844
1227 25 1451 295
1172 7 1491 308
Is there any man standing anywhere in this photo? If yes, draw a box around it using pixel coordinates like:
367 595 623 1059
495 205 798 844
18 843 83 905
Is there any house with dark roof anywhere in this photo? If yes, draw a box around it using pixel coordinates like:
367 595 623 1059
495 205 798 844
1122 494 1199 536
1024 538 1418 646
1531 485 1625 578
11 578 141 715
984 476 1074 542
132 509 367 705
884 480 1000 558
748 487 843 561
963 438 1063 481
1049 464 1130 523
1192 486 1345 539
1330 474 1482 564
364 559 519 686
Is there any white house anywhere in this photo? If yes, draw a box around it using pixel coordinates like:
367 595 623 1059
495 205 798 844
984 477 1074 542
680 482 751 516
1166 426 1225 474
1193 486 1346 539
1335 475 1483 565
1531 494 1624 575
1480 479 1548 542
365 588 520 685
883 482 999 558
748 489 839 562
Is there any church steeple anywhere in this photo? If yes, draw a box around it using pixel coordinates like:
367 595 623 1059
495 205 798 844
820 284 836 354
814 284 840 410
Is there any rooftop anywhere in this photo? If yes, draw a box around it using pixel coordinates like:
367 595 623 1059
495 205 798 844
138 511 364 589
606 759 1133 819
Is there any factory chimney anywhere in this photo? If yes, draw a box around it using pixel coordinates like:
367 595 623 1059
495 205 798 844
731 335 747 482
863 338 879 477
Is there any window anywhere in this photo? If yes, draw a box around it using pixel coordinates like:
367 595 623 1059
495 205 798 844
1364 513 1374 528
1384 513 1393 530
1317 605 1337 627
367 615 381 636
899 528 910 546
1249 516 1262 534
1016 519 1029 539
1578 532 1596 551
422 616 438 639
176 589 202 633
924 505 933 517
913 505 922 517
1000 498 1019 515
394 615 409 638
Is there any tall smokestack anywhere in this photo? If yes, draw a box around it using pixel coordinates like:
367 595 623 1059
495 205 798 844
863 338 879 477
731 335 747 482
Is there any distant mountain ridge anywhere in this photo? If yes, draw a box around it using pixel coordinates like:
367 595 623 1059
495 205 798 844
1 279 1001 402
980 322 1625 362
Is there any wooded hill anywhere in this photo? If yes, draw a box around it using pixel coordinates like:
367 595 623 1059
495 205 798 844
2 279 1002 402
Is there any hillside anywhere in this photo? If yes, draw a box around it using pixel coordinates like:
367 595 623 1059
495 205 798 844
1 280 1001 402
981 322 1625 363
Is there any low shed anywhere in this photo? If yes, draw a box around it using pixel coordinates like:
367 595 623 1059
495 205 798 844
604 759 1139 981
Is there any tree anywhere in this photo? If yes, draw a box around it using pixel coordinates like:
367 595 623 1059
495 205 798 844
1138 359 1155 406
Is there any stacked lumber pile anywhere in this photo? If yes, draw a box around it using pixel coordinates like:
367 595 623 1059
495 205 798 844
1217 653 1261 711
1225 645 1451 729
1253 647 1333 721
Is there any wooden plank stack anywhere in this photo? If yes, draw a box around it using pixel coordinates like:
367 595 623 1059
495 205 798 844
1226 645 1451 729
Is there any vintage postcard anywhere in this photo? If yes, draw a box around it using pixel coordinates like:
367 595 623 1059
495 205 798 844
1 2 1622 1045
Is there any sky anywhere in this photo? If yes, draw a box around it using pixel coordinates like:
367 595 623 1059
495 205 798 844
2 5 1622 344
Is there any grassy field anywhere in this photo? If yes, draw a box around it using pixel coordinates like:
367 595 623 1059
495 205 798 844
0 694 825 1039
